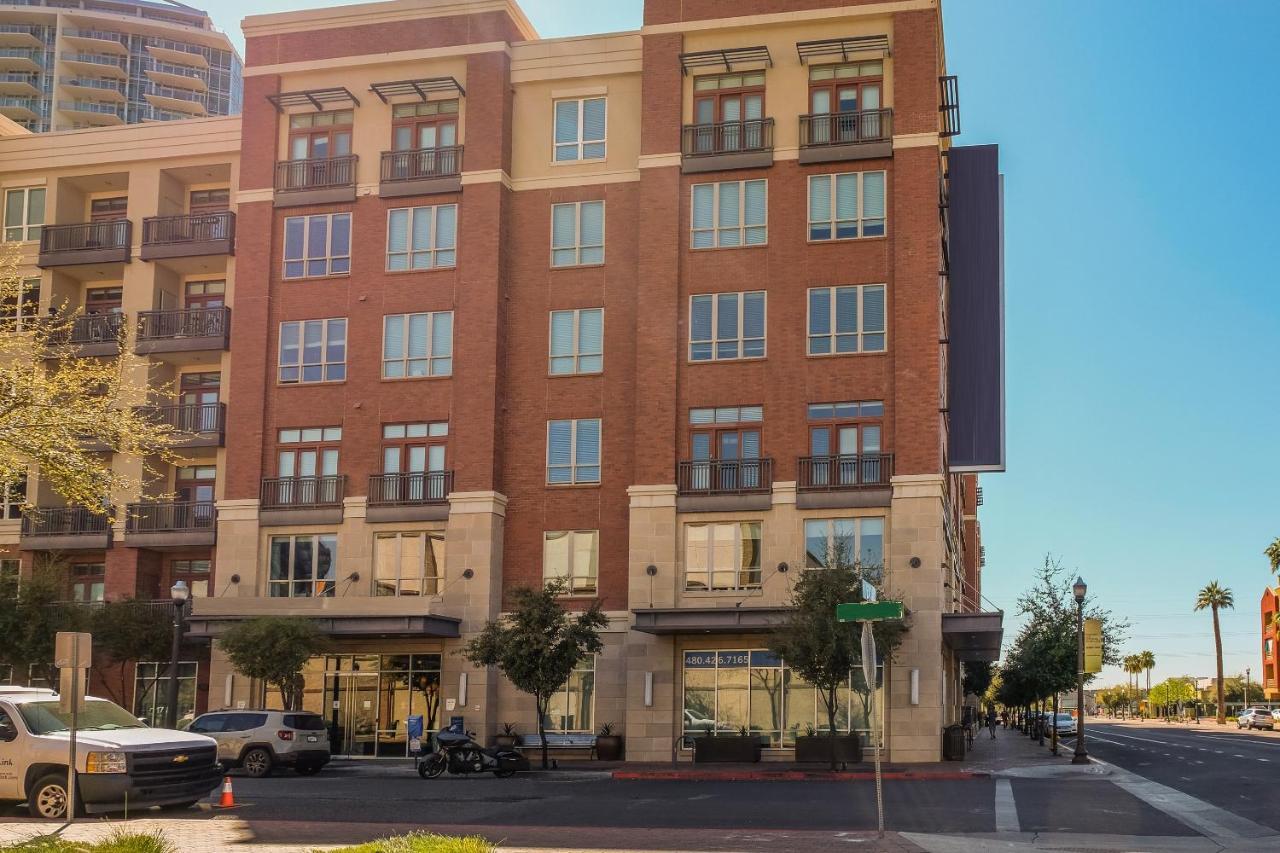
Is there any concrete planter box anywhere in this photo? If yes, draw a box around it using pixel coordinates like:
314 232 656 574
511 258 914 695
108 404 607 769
596 735 623 761
794 734 862 765
693 735 762 763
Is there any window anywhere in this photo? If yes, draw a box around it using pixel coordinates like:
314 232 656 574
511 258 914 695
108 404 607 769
804 517 885 573
807 62 884 143
691 72 766 152
546 418 601 485
685 522 761 591
373 532 444 597
71 563 105 602
687 406 763 492
807 285 885 355
549 308 603 375
545 656 595 732
543 530 598 594
553 97 606 162
690 291 765 361
382 312 452 378
277 426 342 480
391 99 458 150
279 318 347 383
380 422 449 502
134 661 197 728
806 400 885 486
691 179 766 248
170 559 210 598
269 534 337 598
288 110 353 160
550 201 604 267
386 205 456 270
283 213 351 279
0 278 39 330
2 479 27 519
188 189 230 213
90 197 127 222
4 187 44 242
808 172 885 240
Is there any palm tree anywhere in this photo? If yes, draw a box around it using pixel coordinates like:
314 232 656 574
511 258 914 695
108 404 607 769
1194 582 1234 725
1139 650 1156 708
1267 538 1280 575
1123 655 1142 718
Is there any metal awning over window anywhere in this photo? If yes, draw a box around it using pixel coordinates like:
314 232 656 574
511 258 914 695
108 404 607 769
186 613 461 640
796 35 890 64
678 45 772 76
631 606 790 635
941 611 1003 662
369 76 465 104
266 86 361 113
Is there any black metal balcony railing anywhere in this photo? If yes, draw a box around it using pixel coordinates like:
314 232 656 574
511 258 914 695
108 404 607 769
367 471 453 507
797 453 894 491
275 155 357 192
799 108 893 148
380 145 463 183
142 210 233 246
136 306 228 341
260 475 346 510
125 500 216 533
51 312 124 346
138 402 225 436
681 118 774 157
677 458 773 496
39 220 130 254
21 506 111 537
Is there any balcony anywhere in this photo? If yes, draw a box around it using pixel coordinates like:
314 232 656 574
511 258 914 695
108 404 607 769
47 313 124 358
124 501 216 548
0 95 39 119
142 58 207 91
59 53 126 78
366 471 453 522
0 72 40 96
60 76 126 101
135 307 229 356
796 453 894 509
38 220 131 268
798 109 894 164
140 211 234 261
136 402 225 448
379 145 463 198
0 25 45 49
680 118 774 174
143 81 205 115
57 99 124 123
676 458 773 512
274 155 357 208
260 475 346 525
20 506 112 551
0 49 46 73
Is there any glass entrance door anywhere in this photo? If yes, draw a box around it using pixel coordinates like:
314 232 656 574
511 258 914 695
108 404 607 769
325 671 380 757
312 654 444 758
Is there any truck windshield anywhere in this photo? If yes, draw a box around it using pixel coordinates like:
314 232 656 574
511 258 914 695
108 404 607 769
18 700 147 735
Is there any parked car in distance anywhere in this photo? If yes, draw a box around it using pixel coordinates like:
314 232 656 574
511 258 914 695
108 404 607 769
187 710 330 777
1052 713 1077 736
1237 708 1274 730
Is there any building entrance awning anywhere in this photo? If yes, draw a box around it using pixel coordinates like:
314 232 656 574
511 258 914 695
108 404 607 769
942 611 1003 662
186 613 461 640
631 607 790 635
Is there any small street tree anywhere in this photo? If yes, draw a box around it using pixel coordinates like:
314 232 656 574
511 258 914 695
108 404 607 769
218 617 326 710
0 555 86 686
1193 581 1234 724
462 581 607 770
90 599 173 709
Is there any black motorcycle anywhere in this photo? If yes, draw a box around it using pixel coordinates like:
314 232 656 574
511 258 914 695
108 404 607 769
416 728 530 779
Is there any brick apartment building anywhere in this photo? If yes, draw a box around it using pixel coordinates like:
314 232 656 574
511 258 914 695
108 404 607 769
1262 587 1278 701
1 0 1005 762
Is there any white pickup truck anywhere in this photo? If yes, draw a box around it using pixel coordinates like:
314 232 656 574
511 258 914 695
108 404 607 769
0 686 222 818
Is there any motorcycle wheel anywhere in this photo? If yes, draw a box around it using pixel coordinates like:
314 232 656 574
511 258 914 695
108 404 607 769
493 768 516 778
418 755 447 779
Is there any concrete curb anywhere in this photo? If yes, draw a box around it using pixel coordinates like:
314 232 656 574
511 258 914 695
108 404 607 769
613 769 990 781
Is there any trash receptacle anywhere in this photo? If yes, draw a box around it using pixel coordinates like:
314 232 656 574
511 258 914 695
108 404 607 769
942 724 966 761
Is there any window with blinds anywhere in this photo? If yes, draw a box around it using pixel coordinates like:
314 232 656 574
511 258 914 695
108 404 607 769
554 97 607 162
386 205 456 270
690 291 766 361
549 308 603 375
279 318 347 383
383 312 453 378
283 213 352 278
808 171 885 240
543 530 599 594
691 179 767 248
551 201 604 267
546 418 601 485
807 285 886 355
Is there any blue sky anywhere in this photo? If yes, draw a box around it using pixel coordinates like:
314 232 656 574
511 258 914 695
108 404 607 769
208 1 1280 688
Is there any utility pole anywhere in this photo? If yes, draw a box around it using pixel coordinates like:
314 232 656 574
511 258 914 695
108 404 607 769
1245 668 1251 708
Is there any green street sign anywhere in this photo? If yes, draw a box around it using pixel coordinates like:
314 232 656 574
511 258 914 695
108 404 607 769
836 601 904 623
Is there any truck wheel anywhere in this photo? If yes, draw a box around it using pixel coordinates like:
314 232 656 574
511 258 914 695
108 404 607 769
242 748 273 778
28 773 81 819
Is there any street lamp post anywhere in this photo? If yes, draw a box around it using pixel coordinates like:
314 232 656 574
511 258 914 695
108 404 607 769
164 580 190 729
1071 576 1090 765
1245 667 1250 709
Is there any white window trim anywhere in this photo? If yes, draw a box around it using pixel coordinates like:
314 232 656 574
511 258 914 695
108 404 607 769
268 534 338 599
3 279 41 330
4 187 44 243
807 171 887 242
545 418 602 485
548 307 604 375
804 517 886 571
552 96 607 163
684 521 763 592
550 201 605 267
373 531 444 597
690 179 768 249
385 205 457 271
688 291 767 362
282 213 352 280
542 529 599 595
278 318 347 384
381 311 454 379
806 285 887 357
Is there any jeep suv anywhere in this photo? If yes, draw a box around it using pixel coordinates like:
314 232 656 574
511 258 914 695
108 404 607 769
188 710 330 777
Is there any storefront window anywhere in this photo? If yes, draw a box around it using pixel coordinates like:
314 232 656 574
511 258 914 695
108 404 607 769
544 657 595 733
303 653 442 758
134 661 198 728
682 649 882 747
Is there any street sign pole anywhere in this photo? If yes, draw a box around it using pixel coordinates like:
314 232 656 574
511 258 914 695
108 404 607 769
56 631 91 825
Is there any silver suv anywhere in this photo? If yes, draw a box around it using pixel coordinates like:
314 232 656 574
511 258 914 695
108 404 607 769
188 710 330 777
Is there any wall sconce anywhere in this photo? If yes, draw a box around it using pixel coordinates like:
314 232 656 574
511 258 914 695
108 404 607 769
910 668 920 705
644 672 654 707
645 565 658 576
458 672 468 706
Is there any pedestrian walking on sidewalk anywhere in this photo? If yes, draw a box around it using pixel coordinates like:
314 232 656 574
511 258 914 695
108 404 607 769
987 707 998 739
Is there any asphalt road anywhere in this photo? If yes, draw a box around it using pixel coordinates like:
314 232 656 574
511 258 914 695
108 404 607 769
1068 721 1280 832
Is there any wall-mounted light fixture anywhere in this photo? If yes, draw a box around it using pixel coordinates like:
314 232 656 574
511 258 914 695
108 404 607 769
910 668 920 705
458 672 468 706
644 672 654 707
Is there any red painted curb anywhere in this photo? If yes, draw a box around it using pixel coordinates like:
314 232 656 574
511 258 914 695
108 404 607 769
612 770 989 782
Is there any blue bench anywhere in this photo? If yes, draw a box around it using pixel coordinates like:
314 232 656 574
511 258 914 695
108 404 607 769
518 733 597 757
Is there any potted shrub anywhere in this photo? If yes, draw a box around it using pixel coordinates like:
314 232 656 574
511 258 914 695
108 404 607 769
794 724 863 766
693 726 763 763
596 722 624 761
494 722 519 749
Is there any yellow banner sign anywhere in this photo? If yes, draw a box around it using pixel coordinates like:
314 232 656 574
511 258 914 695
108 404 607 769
1083 618 1103 674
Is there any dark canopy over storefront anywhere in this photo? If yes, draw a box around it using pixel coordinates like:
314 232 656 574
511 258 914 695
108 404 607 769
631 607 791 635
186 613 461 640
941 611 1004 662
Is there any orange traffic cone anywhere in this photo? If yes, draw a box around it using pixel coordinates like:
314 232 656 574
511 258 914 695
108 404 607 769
218 776 235 808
